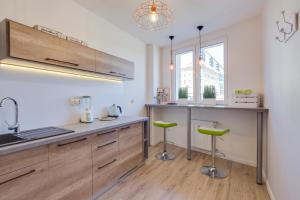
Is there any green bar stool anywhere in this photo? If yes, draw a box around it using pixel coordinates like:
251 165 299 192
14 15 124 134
197 127 230 178
153 121 177 160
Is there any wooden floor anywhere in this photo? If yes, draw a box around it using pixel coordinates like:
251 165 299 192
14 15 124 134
98 144 270 200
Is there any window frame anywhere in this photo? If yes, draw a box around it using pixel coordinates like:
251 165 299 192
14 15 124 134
171 46 196 103
171 36 228 105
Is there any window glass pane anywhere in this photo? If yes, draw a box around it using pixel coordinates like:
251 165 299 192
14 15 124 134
200 43 225 101
175 51 194 100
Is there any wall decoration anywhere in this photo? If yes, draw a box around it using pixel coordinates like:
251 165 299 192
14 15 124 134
275 10 298 43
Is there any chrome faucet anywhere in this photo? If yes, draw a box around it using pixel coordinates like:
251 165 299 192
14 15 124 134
0 97 20 133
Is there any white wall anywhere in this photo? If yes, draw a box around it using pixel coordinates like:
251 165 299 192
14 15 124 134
146 44 160 103
263 0 300 199
160 15 263 100
0 0 146 132
151 16 264 167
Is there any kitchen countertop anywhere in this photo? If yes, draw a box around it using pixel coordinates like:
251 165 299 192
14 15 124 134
145 103 269 112
0 116 148 156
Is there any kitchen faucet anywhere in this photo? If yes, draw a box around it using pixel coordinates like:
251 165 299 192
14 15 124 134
0 97 20 133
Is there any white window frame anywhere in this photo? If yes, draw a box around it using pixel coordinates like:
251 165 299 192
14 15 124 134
171 36 228 105
171 46 196 103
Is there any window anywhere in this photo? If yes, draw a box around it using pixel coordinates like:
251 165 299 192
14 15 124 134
200 43 225 101
173 38 227 103
175 51 194 100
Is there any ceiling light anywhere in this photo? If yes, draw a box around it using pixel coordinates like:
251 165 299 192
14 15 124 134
197 25 204 67
169 35 174 70
134 0 173 31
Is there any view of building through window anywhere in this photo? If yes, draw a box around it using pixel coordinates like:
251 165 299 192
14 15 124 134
200 43 225 101
175 51 194 100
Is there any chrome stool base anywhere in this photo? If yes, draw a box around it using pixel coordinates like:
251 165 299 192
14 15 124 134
201 166 228 179
156 151 175 161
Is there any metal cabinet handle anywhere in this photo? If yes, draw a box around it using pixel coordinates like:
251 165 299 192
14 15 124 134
97 130 116 136
97 159 117 170
120 126 130 130
57 137 87 147
109 71 117 74
0 169 36 185
96 141 117 150
45 58 79 66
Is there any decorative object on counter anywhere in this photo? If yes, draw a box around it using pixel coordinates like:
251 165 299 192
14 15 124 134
80 96 94 123
232 89 262 108
155 88 170 104
169 35 175 70
275 10 298 43
178 87 188 100
108 104 122 118
134 0 173 31
33 25 66 39
66 35 88 46
98 116 118 121
197 25 204 66
203 85 216 105
33 25 88 46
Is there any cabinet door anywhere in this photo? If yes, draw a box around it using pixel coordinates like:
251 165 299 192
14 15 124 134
8 20 95 71
95 50 134 79
118 123 143 176
45 136 92 200
0 161 48 200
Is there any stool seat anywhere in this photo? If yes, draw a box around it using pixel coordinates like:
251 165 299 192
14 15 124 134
198 127 230 136
153 121 177 128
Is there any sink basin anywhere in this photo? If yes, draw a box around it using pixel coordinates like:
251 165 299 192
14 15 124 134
0 134 26 147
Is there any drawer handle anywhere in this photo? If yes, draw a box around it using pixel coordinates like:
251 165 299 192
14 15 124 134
57 137 87 147
97 141 117 150
97 130 116 136
97 159 117 170
45 58 79 66
120 126 130 130
0 169 36 185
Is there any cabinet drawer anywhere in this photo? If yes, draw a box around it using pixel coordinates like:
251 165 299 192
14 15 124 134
9 21 96 72
0 161 48 200
0 146 48 176
92 140 118 166
93 157 119 196
49 136 91 166
92 129 117 146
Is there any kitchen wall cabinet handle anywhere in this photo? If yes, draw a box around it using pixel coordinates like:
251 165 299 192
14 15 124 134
97 130 116 136
0 169 36 185
97 159 117 170
120 126 130 130
109 71 117 74
57 137 87 147
45 58 79 66
97 141 117 150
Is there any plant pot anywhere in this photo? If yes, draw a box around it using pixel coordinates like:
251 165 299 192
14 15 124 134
202 98 217 105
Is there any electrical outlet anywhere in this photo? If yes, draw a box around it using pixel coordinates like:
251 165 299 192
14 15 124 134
69 97 81 106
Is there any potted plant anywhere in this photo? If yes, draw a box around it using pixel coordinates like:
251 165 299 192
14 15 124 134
178 87 188 101
203 85 216 105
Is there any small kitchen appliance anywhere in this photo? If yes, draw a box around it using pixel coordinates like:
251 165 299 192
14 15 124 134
80 96 94 123
108 104 122 118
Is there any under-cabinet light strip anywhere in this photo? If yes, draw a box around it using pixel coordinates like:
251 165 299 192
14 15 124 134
0 63 123 83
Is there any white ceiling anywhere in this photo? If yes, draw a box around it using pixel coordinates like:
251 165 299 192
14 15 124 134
74 0 264 46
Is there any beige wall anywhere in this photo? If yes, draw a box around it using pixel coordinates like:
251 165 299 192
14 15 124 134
263 0 300 199
0 0 146 132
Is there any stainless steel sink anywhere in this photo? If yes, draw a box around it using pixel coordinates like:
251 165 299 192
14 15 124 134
0 134 26 147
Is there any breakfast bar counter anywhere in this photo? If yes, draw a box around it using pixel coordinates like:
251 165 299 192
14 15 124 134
145 103 268 184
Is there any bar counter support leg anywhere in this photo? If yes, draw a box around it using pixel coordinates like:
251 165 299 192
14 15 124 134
187 107 192 160
257 111 263 185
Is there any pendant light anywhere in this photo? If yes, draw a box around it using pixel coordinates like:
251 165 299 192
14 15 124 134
169 35 174 70
197 25 204 66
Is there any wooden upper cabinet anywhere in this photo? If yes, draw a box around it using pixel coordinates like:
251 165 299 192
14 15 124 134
96 50 134 79
8 20 95 71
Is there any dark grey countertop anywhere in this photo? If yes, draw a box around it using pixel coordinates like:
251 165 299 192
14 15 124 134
0 116 148 156
145 103 268 112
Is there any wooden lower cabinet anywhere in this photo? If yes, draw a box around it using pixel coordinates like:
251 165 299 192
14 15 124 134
0 122 145 200
0 161 48 200
42 136 93 200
